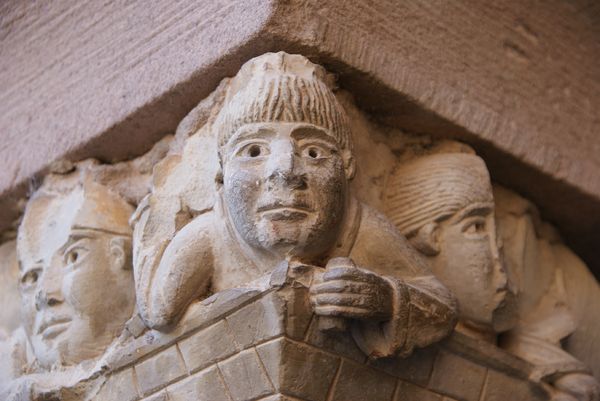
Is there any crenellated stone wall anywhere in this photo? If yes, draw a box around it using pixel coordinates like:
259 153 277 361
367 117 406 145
92 265 548 401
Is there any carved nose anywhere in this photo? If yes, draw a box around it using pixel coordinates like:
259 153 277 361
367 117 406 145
267 169 307 190
35 269 64 311
35 289 63 311
267 153 307 190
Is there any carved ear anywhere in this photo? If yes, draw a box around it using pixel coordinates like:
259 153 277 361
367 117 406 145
110 237 133 271
343 151 356 180
409 222 440 256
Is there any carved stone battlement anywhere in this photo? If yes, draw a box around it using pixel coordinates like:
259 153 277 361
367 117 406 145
93 265 548 401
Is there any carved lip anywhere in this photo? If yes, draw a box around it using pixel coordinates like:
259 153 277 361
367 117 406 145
257 200 312 213
260 207 310 221
37 316 72 339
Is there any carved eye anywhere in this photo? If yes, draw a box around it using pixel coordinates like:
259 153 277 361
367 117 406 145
463 219 486 236
301 145 329 160
20 269 41 290
237 143 270 158
66 250 79 264
64 246 88 266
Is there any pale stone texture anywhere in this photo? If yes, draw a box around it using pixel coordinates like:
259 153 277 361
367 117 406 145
218 349 275 401
133 52 457 362
167 366 231 401
330 360 397 401
369 346 439 387
94 368 140 401
135 345 187 396
396 382 442 401
256 338 339 401
178 320 238 373
428 351 488 401
225 293 286 349
482 370 545 401
141 390 169 401
0 241 19 334
0 0 599 279
6 272 549 401
16 175 137 370
1 43 598 401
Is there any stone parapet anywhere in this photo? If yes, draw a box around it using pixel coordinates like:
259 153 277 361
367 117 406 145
91 265 549 401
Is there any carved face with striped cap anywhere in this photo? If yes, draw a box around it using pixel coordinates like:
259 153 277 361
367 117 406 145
386 152 514 333
214 52 355 260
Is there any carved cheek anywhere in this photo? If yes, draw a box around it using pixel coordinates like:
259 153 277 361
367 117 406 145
63 249 108 319
307 158 344 192
226 166 262 205
21 292 37 336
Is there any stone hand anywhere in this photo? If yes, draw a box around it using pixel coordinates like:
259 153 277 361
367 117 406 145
553 373 600 401
310 258 394 322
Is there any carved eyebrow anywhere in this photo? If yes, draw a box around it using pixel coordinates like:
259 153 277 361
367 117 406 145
69 230 96 240
453 203 493 222
229 126 276 145
57 230 96 254
20 260 44 273
291 126 337 144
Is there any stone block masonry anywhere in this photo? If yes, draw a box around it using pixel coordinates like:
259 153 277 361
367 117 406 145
90 268 549 401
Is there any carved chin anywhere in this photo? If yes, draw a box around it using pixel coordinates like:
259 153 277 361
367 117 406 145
252 213 332 256
256 220 305 248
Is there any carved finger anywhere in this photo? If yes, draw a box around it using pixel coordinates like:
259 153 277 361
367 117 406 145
310 280 373 295
312 293 375 308
322 267 380 284
313 305 374 320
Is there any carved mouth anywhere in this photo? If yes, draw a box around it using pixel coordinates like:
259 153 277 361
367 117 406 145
37 317 72 339
257 200 312 213
259 207 310 221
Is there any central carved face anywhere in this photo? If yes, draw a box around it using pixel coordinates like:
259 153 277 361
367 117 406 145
432 203 512 331
17 193 135 368
222 122 349 260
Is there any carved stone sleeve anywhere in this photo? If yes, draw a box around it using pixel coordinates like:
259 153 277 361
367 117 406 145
348 204 458 358
135 211 215 330
350 274 457 358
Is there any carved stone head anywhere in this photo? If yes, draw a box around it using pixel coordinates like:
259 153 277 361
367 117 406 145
385 152 515 334
212 52 355 260
17 178 135 368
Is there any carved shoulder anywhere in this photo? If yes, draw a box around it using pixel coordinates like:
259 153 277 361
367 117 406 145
142 212 216 330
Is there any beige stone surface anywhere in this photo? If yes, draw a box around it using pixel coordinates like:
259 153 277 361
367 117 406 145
2 41 599 399
1 267 552 400
428 351 488 401
94 368 140 401
167 366 231 401
178 320 238 374
133 53 458 363
135 345 187 396
256 338 339 401
482 370 546 401
396 382 442 401
1 0 599 275
330 360 397 401
218 348 274 401
0 241 20 334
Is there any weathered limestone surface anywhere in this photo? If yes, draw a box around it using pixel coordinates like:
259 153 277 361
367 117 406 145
2 51 599 400
1 0 599 274
89 272 550 401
